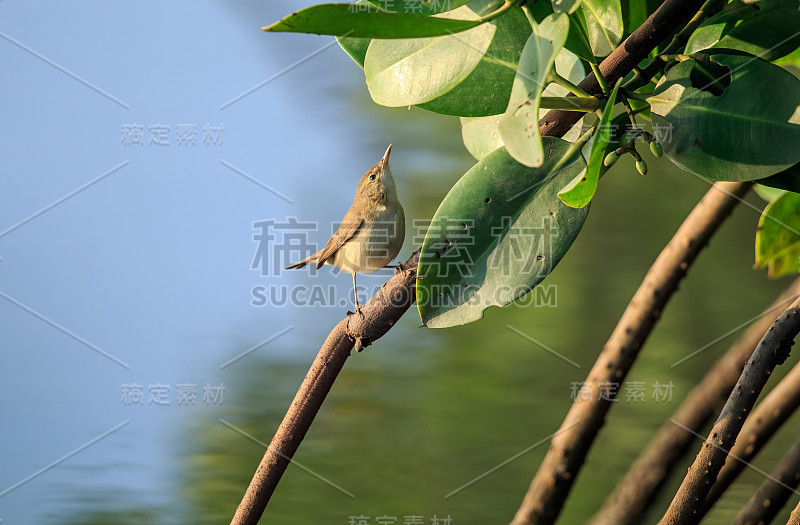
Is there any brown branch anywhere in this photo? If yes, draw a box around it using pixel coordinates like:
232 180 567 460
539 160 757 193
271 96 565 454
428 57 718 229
510 181 751 525
700 357 800 518
230 249 419 525
659 297 800 525
788 499 800 525
589 278 800 525
539 0 707 139
734 433 800 525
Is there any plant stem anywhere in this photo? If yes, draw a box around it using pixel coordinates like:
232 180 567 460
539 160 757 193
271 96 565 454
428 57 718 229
539 96 600 112
475 0 518 23
590 62 610 96
547 72 590 97
619 93 639 129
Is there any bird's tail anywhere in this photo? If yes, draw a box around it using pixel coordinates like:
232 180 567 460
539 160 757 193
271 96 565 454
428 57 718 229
285 251 320 270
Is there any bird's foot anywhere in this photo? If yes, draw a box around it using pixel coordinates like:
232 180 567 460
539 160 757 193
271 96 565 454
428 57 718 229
385 262 412 276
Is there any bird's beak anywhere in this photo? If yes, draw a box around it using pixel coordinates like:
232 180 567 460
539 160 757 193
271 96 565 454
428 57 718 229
381 144 392 169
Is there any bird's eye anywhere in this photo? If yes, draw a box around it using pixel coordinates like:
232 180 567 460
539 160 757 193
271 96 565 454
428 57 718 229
369 174 376 181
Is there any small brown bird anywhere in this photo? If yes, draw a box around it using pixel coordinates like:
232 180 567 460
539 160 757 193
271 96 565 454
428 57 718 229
285 144 405 314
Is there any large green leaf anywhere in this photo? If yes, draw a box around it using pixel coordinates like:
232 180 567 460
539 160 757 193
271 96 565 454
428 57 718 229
417 138 589 328
581 0 623 57
558 78 621 208
336 0 476 66
460 47 584 160
364 3 530 116
685 0 800 62
498 13 570 167
755 192 800 278
774 47 800 67
758 163 800 195
364 0 472 14
264 3 487 38
647 54 800 181
552 0 581 14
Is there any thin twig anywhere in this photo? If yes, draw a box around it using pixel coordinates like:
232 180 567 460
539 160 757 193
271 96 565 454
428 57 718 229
659 297 800 525
510 181 752 525
589 278 800 525
700 358 800 518
734 434 800 525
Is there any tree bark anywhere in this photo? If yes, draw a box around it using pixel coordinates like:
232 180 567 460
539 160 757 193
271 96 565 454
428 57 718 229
230 250 419 525
590 278 800 525
659 298 800 525
510 182 751 525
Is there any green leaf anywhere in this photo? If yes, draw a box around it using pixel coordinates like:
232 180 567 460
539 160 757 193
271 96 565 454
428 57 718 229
774 47 800 67
566 11 598 64
552 0 581 14
581 0 623 57
264 3 487 38
497 13 570 167
768 244 800 279
364 3 530 116
335 0 484 67
647 54 800 181
524 2 596 64
755 192 800 278
685 0 800 62
417 138 589 328
558 78 621 208
460 115 504 160
337 34 371 67
364 0 472 14
758 163 800 196
460 47 585 160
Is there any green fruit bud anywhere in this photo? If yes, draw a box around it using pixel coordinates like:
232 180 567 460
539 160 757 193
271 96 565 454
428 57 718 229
620 132 635 148
636 159 648 175
604 151 619 167
649 139 663 158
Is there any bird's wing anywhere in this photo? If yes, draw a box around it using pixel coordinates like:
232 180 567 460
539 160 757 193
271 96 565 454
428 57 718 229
315 213 364 270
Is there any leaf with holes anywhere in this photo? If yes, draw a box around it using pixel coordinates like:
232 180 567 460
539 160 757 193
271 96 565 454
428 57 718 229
647 54 800 181
756 192 800 278
417 137 589 328
581 0 623 57
558 78 621 208
498 13 569 167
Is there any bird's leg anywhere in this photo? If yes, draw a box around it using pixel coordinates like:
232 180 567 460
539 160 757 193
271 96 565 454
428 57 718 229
352 273 364 318
384 262 406 274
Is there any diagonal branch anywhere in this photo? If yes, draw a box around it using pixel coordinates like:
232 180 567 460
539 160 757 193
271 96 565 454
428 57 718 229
699 355 800 518
230 250 419 525
509 181 751 525
659 297 800 525
589 277 800 525
734 433 800 525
